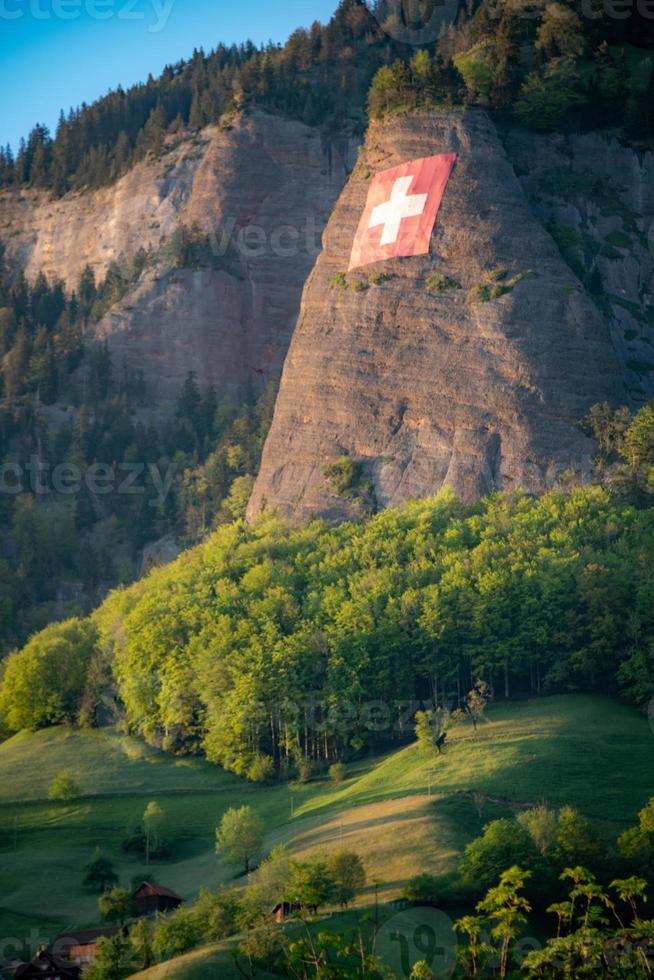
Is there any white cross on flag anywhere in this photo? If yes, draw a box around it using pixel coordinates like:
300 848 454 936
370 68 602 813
348 153 457 271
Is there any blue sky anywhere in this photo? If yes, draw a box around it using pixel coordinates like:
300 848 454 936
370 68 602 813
0 0 338 151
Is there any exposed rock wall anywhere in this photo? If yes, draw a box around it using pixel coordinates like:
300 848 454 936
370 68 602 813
0 112 358 402
506 128 654 404
248 109 626 523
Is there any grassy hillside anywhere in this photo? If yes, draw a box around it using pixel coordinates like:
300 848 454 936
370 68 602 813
0 727 237 803
1 693 651 964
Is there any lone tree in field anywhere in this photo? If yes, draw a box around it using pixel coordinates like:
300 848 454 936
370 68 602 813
464 680 491 732
48 770 80 801
326 850 366 908
83 848 118 892
143 801 166 864
216 805 264 874
414 708 448 753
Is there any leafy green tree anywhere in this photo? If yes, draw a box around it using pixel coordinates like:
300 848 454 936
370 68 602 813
535 3 585 59
84 934 136 980
476 866 532 980
277 926 387 978
288 858 337 913
414 708 448 753
328 762 346 784
402 873 441 905
237 917 286 975
522 867 652 976
192 887 240 942
152 909 201 960
143 801 167 864
83 848 119 892
517 805 558 856
0 618 97 731
216 805 264 874
464 679 491 732
515 58 584 130
129 918 155 971
367 66 399 117
240 845 294 925
618 796 654 880
554 806 605 873
218 474 256 523
459 819 541 893
99 887 135 925
326 850 366 908
48 770 80 802
455 915 493 978
624 403 654 469
246 753 275 785
453 41 495 103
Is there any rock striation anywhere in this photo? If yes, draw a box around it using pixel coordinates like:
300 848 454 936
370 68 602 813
248 109 626 523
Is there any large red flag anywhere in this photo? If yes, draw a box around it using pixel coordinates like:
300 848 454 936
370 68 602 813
348 153 457 271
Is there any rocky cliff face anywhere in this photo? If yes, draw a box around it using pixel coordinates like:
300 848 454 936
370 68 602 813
506 128 654 405
0 112 357 403
248 109 627 523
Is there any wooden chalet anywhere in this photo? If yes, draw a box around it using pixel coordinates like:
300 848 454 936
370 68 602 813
133 881 182 916
51 927 121 966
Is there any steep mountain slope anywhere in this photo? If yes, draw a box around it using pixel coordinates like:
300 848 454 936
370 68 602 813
0 111 357 404
248 108 626 523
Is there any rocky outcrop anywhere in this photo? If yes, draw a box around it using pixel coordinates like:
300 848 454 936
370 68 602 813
0 112 357 402
248 109 626 523
506 128 654 404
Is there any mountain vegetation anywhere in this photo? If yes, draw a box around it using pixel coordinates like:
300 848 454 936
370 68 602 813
4 401 654 777
0 243 276 652
367 0 654 136
1 0 653 197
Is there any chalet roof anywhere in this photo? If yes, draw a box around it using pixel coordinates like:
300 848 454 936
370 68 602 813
133 881 182 900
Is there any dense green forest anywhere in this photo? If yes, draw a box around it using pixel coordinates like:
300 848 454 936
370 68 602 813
1 0 653 196
368 16 654 136
3 395 654 776
0 244 276 651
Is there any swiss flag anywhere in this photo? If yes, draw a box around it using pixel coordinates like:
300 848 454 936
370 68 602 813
348 153 457 271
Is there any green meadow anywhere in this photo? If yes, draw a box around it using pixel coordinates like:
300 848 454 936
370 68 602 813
0 694 651 969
